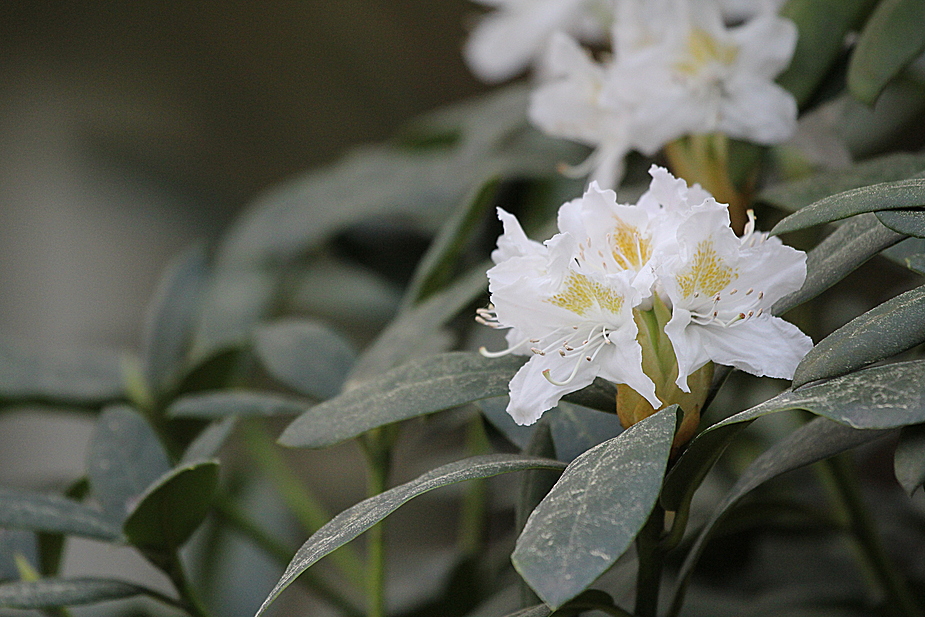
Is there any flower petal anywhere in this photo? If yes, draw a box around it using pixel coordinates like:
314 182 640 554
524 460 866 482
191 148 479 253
506 353 598 425
696 315 813 380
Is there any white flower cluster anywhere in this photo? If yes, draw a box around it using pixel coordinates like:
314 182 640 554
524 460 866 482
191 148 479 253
465 0 798 189
479 166 812 425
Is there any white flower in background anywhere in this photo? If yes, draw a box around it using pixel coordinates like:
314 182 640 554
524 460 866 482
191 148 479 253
604 0 798 155
479 166 812 427
464 0 613 83
529 32 632 190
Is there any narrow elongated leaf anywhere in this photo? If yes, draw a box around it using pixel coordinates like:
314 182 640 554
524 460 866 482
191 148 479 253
168 390 309 419
670 418 893 616
0 338 125 408
773 214 905 315
877 208 925 237
181 417 237 464
86 406 171 524
141 243 209 394
0 577 178 609
0 530 38 581
848 0 925 106
894 424 925 495
254 320 356 400
347 266 489 384
280 352 525 448
255 454 567 616
793 285 925 387
122 461 220 553
512 408 677 609
883 237 925 274
0 490 119 541
777 0 875 107
771 178 925 235
760 152 925 212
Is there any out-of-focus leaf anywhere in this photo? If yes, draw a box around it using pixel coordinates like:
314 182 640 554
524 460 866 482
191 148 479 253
549 403 623 463
669 418 892 616
894 423 925 495
141 244 210 395
255 454 567 616
478 397 536 450
122 461 220 554
86 406 171 524
771 178 925 235
512 408 677 609
777 0 875 108
0 338 125 409
254 320 356 400
664 359 925 512
403 178 500 307
760 152 925 212
876 208 925 237
347 267 489 385
181 416 237 464
0 577 179 610
172 345 244 397
280 352 525 448
0 530 37 581
793 285 925 387
773 214 905 315
0 489 119 541
847 0 925 106
194 266 277 351
168 390 309 419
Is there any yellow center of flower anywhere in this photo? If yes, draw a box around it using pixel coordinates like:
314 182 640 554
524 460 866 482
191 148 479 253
609 219 652 271
675 28 738 76
547 273 624 316
676 240 736 297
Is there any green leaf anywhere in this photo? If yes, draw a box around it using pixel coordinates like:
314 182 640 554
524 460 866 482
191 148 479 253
346 267 489 384
0 338 125 409
0 577 180 609
773 214 904 315
255 454 567 616
122 461 220 553
847 0 925 106
882 237 925 274
777 0 875 108
280 352 525 448
141 243 210 395
0 489 119 541
760 152 925 212
894 423 925 495
793 285 925 387
0 530 38 581
168 390 309 419
771 178 925 235
512 408 677 609
876 208 925 237
86 406 172 524
254 320 356 400
181 416 237 464
664 359 925 512
669 417 892 616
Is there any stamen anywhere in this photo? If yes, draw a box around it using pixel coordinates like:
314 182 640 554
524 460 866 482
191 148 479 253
479 337 530 358
530 347 545 356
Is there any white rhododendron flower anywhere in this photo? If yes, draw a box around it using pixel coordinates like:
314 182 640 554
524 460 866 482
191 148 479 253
479 166 812 426
605 0 798 154
464 0 613 83
529 32 632 190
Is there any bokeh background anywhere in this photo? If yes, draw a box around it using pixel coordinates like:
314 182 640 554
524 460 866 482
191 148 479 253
0 2 487 613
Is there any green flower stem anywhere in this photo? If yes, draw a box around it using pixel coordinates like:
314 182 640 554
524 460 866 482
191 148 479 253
215 497 365 617
635 502 666 617
240 420 366 588
361 428 395 617
819 454 921 617
163 551 211 617
459 415 490 556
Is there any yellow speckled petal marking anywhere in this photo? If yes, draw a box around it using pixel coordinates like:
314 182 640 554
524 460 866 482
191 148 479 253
609 218 652 270
676 240 736 297
675 28 738 76
547 273 624 316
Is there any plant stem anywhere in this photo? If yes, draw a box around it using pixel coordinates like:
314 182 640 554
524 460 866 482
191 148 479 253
240 420 366 587
362 429 394 617
820 454 921 617
163 551 211 617
459 415 490 556
215 497 365 617
635 503 666 617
